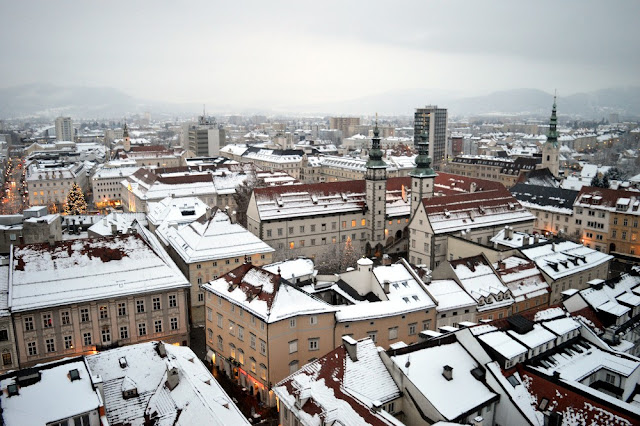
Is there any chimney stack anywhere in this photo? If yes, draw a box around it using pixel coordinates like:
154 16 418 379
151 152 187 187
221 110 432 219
442 365 453 381
342 335 358 361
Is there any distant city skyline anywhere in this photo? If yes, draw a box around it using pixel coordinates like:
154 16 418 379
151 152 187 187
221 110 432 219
1 1 638 111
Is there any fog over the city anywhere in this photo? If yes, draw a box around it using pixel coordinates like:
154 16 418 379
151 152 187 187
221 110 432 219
1 0 638 109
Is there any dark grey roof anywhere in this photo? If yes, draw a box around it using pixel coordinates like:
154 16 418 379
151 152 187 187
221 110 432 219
510 183 578 209
519 168 560 188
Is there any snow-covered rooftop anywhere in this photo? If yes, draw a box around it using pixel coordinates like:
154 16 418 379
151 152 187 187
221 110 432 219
478 331 528 359
520 240 613 281
146 196 209 227
334 261 435 322
390 341 498 420
9 233 190 312
160 210 274 263
202 264 337 323
263 258 316 282
426 279 477 312
0 359 101 426
508 324 556 349
86 342 248 425
274 338 400 426
450 255 513 311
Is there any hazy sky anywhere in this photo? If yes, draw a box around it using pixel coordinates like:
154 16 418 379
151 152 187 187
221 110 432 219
1 0 639 109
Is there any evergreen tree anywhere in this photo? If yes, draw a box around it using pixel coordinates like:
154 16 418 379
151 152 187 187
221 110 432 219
590 175 605 188
64 183 87 215
604 167 624 182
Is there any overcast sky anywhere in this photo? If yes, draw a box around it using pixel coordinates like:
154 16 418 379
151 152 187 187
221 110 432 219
1 1 638 109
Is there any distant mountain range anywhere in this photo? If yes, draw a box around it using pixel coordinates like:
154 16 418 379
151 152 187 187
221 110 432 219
1 84 639 120
306 87 640 119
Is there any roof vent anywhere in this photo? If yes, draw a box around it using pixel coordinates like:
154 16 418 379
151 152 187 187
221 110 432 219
69 369 81 382
7 383 19 397
119 357 128 369
156 342 167 358
16 370 41 387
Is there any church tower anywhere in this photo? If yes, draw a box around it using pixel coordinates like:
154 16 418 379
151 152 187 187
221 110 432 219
542 96 560 177
409 131 437 216
123 122 131 152
365 116 387 256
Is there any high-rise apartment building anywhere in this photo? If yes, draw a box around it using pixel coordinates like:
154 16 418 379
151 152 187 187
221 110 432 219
188 115 226 156
329 116 360 139
414 106 448 170
55 116 74 142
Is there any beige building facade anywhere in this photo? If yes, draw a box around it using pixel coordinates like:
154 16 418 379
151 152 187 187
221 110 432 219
8 230 192 369
13 290 190 368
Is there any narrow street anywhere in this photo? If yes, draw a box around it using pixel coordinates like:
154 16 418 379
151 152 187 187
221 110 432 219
0 157 27 215
189 327 278 425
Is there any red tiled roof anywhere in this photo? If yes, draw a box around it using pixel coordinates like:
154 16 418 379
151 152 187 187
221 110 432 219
222 263 280 310
130 145 170 152
571 306 606 331
450 254 488 269
434 172 506 195
517 364 639 425
278 345 392 425
13 234 142 271
576 186 638 208
484 304 565 330
255 173 503 201
496 259 538 277
158 174 214 185
423 187 520 214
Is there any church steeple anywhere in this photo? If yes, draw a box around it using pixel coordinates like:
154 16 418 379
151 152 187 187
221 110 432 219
541 95 560 177
410 132 436 178
366 114 386 169
123 121 131 152
365 113 387 258
409 132 437 215
546 95 559 148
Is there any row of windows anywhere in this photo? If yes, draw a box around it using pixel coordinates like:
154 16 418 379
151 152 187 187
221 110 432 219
26 318 179 356
613 217 639 227
23 295 178 331
265 218 409 238
342 321 431 343
31 181 73 187
195 254 266 271
213 333 268 357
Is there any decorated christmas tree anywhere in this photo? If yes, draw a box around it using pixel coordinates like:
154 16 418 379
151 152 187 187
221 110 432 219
64 183 87 215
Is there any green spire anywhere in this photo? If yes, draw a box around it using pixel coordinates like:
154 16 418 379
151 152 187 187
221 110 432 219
410 132 436 177
546 95 558 148
366 114 386 168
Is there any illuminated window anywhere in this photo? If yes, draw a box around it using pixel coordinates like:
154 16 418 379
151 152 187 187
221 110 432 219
351 220 356 227
361 219 366 226
289 242 295 249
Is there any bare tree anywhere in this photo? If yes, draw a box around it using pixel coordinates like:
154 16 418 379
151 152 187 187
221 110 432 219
317 237 362 274
233 172 264 228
